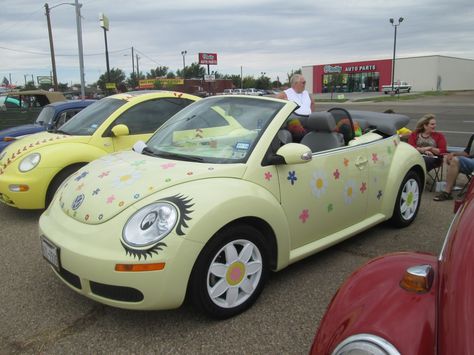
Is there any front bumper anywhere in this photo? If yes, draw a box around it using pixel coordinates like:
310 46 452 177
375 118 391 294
39 200 204 310
0 166 58 209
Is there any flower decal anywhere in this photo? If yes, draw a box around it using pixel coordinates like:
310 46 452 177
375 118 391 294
344 180 356 204
299 209 309 223
112 170 141 188
287 171 297 185
310 170 328 198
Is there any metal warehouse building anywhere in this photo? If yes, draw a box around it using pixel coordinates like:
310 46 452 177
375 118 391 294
302 55 474 94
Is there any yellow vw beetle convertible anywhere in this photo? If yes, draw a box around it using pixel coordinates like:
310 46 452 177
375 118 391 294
39 95 425 318
0 91 199 209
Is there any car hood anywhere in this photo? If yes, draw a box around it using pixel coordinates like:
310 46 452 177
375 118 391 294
0 124 44 139
57 150 247 224
0 131 87 167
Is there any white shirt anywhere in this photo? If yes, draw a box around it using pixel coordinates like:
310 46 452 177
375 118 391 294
284 88 312 115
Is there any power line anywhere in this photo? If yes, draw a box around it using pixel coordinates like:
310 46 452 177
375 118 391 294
0 45 132 57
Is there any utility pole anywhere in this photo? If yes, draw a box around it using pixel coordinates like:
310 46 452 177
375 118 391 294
44 3 58 91
131 46 135 78
75 0 86 99
136 54 140 80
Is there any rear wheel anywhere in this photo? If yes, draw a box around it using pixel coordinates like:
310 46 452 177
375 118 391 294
390 171 421 227
189 224 269 319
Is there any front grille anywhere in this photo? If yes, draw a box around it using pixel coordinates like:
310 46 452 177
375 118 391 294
58 267 82 289
90 281 143 302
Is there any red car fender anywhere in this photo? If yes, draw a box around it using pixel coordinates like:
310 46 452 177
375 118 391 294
311 252 438 355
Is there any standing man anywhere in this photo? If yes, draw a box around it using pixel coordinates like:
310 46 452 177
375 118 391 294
277 74 315 115
277 74 315 140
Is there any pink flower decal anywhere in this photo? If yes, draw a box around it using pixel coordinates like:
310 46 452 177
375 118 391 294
98 171 110 178
264 171 273 181
299 209 309 223
360 182 367 193
333 169 340 180
372 153 378 163
106 195 116 204
161 162 176 169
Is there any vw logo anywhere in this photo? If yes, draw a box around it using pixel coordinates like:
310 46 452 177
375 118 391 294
72 193 85 210
140 211 158 230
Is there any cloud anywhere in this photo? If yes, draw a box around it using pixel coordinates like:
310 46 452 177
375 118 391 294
1 0 473 86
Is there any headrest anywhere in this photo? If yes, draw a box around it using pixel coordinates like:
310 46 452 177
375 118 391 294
305 112 337 132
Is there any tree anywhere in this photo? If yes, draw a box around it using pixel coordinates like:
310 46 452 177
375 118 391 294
223 74 242 88
242 76 256 89
176 63 206 79
2 77 9 86
255 75 271 90
166 72 176 79
96 68 126 91
286 68 302 86
147 66 169 79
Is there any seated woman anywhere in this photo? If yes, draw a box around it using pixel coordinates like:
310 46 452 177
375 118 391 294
408 114 447 171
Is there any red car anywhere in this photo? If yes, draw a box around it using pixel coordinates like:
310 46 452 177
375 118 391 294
311 177 474 354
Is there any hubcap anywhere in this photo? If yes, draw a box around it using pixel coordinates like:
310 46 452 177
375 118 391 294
207 239 263 309
400 178 419 220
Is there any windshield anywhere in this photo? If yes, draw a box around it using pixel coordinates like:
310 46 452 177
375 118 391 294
145 96 284 163
57 97 125 135
35 106 56 125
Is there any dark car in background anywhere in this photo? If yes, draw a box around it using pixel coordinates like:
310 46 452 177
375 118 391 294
310 176 474 354
0 100 95 152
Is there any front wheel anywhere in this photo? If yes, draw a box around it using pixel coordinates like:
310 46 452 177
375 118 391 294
189 224 269 319
390 171 421 227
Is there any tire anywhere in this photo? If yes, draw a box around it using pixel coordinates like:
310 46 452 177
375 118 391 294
189 224 269 319
45 164 84 208
390 170 421 228
407 88 411 93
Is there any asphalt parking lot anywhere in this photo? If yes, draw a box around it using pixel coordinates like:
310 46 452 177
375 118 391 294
1 93 473 354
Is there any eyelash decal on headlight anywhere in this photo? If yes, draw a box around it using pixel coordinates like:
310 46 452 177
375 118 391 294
121 241 166 260
166 194 194 236
120 194 194 259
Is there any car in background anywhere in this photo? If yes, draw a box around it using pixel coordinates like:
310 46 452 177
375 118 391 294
223 89 234 95
0 90 67 130
245 88 263 96
39 96 425 319
0 100 95 152
232 88 245 95
310 170 474 354
0 90 199 209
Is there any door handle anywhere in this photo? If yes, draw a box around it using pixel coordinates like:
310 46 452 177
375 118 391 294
355 156 368 169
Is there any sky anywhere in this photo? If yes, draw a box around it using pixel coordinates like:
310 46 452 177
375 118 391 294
1 0 473 87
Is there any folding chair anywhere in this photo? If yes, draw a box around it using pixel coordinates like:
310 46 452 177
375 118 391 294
427 155 444 192
455 134 474 196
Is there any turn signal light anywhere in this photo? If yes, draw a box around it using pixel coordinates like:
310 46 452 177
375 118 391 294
9 184 29 192
4 137 16 142
115 263 166 272
400 264 434 293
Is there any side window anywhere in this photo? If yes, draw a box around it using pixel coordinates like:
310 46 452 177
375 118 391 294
112 98 194 135
55 109 81 128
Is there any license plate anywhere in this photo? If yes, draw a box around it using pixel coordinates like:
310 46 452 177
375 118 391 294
41 236 60 271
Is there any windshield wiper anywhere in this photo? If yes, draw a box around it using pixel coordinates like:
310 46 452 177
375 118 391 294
156 151 204 162
141 146 158 157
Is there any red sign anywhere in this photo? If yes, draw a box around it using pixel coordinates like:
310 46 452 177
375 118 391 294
199 53 218 65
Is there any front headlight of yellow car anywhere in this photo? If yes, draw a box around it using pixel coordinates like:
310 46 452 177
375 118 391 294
19 153 41 172
122 202 178 247
332 334 400 355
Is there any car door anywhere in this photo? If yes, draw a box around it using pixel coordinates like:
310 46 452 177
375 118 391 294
108 97 194 151
278 144 369 250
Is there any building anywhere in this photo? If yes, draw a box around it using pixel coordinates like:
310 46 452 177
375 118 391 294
302 55 474 94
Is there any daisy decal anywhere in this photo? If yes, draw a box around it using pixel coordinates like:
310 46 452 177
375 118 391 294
112 170 141 188
310 170 328 198
343 179 357 204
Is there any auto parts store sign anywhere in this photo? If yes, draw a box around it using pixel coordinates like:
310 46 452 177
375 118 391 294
199 53 218 65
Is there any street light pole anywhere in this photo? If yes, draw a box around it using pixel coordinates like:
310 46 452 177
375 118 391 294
389 17 404 93
99 13 111 85
74 0 86 99
44 3 58 91
181 50 187 77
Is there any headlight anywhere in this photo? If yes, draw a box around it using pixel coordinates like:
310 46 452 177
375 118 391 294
123 202 178 247
332 334 400 355
19 153 41 172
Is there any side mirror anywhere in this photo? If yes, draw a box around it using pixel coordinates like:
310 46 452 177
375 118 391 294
276 143 312 164
111 124 130 137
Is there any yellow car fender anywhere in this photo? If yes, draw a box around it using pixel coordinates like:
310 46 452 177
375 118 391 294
380 141 426 217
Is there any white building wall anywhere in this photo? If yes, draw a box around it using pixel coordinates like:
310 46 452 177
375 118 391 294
301 66 314 93
397 55 474 91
